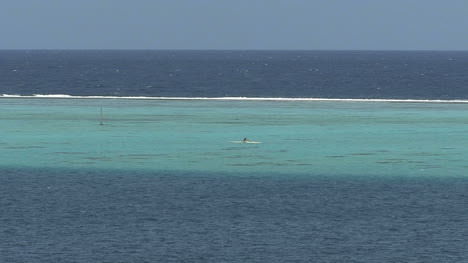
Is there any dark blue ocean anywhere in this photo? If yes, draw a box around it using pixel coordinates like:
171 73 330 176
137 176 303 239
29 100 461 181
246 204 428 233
1 51 468 262
1 50 468 99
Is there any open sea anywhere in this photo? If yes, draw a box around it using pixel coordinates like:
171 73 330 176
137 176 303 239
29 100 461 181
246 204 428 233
1 50 467 262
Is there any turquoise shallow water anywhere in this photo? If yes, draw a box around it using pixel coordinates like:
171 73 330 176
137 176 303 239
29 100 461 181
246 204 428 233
1 98 468 177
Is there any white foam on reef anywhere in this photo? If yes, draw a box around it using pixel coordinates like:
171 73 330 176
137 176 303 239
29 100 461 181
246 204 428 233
2 94 468 104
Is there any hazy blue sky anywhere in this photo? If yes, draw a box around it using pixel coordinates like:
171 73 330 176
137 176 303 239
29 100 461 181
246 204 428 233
1 0 467 50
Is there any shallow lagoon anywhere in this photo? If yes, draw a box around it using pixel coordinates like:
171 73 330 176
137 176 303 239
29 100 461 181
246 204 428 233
1 98 468 177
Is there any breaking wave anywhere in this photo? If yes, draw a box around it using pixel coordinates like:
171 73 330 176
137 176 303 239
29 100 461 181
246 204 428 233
2 94 468 103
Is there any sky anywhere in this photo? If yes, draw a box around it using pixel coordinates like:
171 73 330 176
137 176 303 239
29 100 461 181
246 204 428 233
1 0 467 50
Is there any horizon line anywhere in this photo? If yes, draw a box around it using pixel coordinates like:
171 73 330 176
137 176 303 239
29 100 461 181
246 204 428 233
1 48 468 52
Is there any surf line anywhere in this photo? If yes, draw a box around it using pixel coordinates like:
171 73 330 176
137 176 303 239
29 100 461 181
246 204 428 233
2 94 468 104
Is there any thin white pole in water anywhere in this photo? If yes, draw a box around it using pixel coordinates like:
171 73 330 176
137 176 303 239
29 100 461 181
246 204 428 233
99 106 103 125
